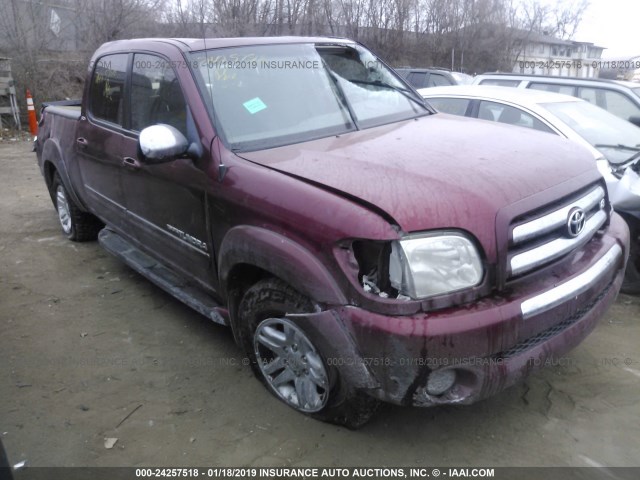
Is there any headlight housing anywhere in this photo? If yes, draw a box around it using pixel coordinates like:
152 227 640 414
389 231 484 299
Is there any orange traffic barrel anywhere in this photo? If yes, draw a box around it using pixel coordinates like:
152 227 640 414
26 89 38 136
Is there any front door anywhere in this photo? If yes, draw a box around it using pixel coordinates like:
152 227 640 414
119 53 213 289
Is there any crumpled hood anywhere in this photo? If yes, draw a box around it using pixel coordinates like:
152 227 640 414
239 114 596 246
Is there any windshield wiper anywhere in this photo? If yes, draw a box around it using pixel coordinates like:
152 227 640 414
595 144 640 167
347 79 432 112
620 151 640 167
321 63 360 131
594 143 640 152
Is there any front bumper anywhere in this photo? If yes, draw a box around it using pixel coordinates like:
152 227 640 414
287 213 629 407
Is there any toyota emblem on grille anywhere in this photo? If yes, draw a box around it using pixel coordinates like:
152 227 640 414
567 207 586 238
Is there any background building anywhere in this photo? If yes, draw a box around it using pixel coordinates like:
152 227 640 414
512 30 605 78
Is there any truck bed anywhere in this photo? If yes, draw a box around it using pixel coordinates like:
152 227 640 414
44 102 81 120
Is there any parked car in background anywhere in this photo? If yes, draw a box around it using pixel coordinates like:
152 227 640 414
421 85 640 294
395 67 473 89
472 73 640 125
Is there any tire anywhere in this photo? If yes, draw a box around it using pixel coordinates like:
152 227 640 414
237 278 379 429
621 218 640 295
50 173 103 242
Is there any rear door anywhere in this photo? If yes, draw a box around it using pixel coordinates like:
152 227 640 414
76 53 130 231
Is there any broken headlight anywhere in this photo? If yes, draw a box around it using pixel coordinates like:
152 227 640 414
389 232 483 299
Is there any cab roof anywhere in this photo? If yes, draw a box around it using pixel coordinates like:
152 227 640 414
99 36 357 53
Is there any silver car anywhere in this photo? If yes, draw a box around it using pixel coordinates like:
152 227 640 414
420 85 640 294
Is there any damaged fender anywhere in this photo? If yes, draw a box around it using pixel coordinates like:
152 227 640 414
285 309 380 390
218 226 347 305
608 167 640 215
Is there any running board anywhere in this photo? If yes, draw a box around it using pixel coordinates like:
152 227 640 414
98 228 227 325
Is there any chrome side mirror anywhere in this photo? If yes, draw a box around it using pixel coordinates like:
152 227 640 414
139 124 189 163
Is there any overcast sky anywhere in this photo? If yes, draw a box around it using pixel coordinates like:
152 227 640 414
573 0 639 58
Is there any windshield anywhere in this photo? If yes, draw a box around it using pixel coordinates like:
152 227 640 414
542 100 640 164
190 43 428 151
633 87 640 99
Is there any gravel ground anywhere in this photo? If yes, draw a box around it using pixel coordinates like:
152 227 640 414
1 141 639 468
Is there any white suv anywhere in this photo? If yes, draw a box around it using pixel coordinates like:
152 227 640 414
472 74 640 124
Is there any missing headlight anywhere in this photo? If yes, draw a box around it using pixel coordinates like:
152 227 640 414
352 240 398 299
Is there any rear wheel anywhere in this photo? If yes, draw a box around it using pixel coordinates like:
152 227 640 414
51 173 103 241
237 278 379 428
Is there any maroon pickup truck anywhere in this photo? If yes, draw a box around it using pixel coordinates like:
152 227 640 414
35 36 629 428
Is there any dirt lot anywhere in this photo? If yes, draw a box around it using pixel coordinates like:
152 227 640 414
1 140 639 468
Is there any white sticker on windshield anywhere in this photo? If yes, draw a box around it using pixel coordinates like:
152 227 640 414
243 97 267 114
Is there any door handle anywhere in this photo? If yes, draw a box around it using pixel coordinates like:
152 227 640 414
122 157 141 170
76 137 88 147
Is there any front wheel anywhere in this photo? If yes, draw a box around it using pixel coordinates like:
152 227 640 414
237 278 379 428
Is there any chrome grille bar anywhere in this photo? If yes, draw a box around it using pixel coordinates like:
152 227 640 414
510 209 607 277
520 244 621 319
512 186 605 245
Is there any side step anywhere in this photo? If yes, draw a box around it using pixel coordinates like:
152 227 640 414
98 228 228 325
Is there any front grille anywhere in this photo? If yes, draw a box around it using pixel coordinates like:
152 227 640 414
507 184 607 279
494 279 613 360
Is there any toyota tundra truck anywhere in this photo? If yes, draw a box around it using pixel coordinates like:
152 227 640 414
35 37 629 428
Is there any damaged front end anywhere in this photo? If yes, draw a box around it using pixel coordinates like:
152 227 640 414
350 231 492 312
598 157 640 217
598 157 640 293
329 212 627 408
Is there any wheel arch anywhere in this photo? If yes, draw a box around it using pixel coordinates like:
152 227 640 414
218 226 348 342
41 138 86 210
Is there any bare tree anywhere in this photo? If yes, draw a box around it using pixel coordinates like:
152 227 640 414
0 0 85 111
517 0 590 39
77 0 164 50
0 0 597 117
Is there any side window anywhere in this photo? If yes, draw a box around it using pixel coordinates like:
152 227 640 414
478 101 502 121
578 87 598 105
89 54 128 125
426 97 470 116
478 101 553 133
578 87 640 121
406 72 427 88
131 54 187 135
428 73 452 87
528 82 575 96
